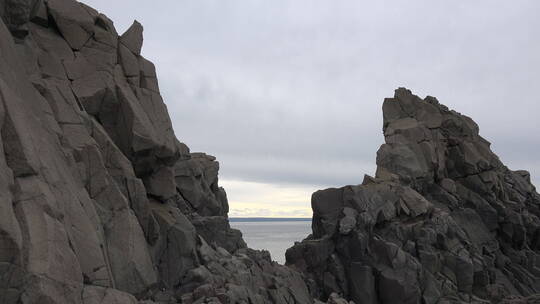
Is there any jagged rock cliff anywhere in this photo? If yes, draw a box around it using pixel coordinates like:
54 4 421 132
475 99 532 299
0 1 313 303
286 88 540 303
3 1 540 304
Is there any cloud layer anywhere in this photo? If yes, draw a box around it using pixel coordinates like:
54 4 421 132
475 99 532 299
84 1 540 215
221 179 315 218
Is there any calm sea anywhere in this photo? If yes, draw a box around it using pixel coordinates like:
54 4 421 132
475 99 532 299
230 219 312 264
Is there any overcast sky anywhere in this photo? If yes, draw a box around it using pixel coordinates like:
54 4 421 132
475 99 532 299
85 0 540 217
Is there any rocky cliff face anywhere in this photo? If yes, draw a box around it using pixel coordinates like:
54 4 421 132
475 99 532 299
286 88 540 303
0 1 313 303
2 1 540 304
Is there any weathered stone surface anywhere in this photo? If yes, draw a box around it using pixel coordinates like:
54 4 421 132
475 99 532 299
143 166 176 200
149 200 198 290
107 209 158 295
120 20 143 55
30 0 48 27
174 152 229 216
0 0 41 37
6 1 540 303
46 0 95 50
139 57 160 92
1 5 316 303
118 42 139 77
72 72 111 115
0 114 24 304
97 63 180 178
191 215 246 253
63 51 95 80
82 286 138 304
288 88 540 303
29 22 74 60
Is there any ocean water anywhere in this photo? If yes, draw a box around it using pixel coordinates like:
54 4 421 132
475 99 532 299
230 220 312 264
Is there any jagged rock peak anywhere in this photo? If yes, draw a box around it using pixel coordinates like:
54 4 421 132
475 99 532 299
120 20 143 55
287 88 540 304
377 87 503 189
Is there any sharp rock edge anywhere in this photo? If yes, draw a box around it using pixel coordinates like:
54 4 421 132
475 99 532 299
0 0 315 303
286 88 540 304
1 1 539 304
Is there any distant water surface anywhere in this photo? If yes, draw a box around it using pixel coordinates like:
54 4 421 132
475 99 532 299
230 219 311 264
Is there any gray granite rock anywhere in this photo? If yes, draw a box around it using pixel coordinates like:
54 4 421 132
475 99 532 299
0 0 41 38
82 286 138 304
0 4 317 303
120 20 143 55
288 88 540 303
4 1 540 303
174 152 229 216
47 0 95 50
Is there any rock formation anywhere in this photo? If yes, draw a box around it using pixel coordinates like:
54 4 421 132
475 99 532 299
286 88 540 303
0 1 313 303
2 1 539 304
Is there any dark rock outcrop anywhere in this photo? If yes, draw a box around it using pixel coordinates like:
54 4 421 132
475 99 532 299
287 88 540 303
2 1 539 304
0 1 315 303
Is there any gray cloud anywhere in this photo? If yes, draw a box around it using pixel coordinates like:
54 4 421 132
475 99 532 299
84 0 540 188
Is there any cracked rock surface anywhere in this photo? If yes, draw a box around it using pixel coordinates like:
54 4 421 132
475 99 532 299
286 88 540 304
2 1 539 304
0 1 315 303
